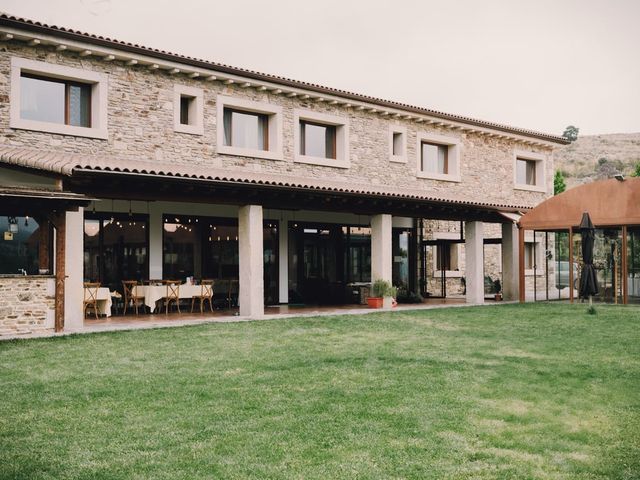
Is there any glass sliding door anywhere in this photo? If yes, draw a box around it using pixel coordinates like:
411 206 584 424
83 213 149 291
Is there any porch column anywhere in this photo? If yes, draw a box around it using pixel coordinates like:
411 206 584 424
278 217 288 304
501 222 519 301
148 204 163 280
238 205 264 317
465 221 484 304
64 208 84 329
371 214 392 283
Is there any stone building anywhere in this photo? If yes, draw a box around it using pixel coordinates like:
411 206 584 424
0 13 568 334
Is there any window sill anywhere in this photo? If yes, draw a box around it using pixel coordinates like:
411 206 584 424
294 154 350 169
514 183 546 193
217 144 284 161
174 123 203 136
434 270 463 278
10 118 108 140
417 171 461 182
389 155 407 164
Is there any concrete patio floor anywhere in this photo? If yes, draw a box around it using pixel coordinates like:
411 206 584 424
0 297 487 341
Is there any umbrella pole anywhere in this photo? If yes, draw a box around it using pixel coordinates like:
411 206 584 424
589 295 592 307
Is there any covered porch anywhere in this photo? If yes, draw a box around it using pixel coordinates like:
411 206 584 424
1 148 527 333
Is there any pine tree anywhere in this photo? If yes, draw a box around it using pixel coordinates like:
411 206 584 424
554 170 566 195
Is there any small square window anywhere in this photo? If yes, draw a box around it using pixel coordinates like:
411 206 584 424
173 85 203 135
392 132 403 155
524 242 536 269
293 109 349 168
436 243 458 271
179 95 194 125
421 142 448 174
516 158 537 185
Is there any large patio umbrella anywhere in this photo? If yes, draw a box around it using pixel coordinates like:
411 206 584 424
578 212 599 304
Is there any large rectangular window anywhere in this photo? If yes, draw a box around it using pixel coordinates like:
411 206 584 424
516 158 537 186
300 121 336 159
20 74 91 127
421 142 448 174
223 108 269 151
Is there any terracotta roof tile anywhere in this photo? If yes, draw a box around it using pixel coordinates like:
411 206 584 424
0 12 569 145
0 146 531 212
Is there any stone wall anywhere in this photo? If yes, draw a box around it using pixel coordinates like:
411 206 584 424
0 276 55 335
0 41 553 208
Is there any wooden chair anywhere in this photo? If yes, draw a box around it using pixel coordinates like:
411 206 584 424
226 279 239 309
191 280 214 313
83 282 101 320
165 280 181 314
122 280 146 315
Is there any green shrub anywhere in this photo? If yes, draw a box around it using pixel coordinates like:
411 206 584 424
371 279 397 298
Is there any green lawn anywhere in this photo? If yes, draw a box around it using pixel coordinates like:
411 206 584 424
1 304 639 480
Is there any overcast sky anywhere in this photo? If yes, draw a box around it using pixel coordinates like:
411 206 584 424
1 0 638 136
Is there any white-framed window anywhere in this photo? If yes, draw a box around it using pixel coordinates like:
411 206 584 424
10 57 108 139
174 85 203 135
294 109 349 168
416 132 461 182
216 95 283 161
523 237 542 275
431 232 463 278
389 126 407 163
514 150 546 192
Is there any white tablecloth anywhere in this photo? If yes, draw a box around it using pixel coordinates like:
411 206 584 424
84 287 113 317
133 284 206 311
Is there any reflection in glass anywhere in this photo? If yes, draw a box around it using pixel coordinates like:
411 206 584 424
300 121 336 159
421 142 448 174
20 75 65 124
20 74 91 127
83 215 148 290
0 216 40 274
516 158 536 185
223 109 268 150
68 84 91 127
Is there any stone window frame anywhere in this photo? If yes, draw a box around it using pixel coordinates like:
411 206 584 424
432 231 463 278
9 56 108 140
513 149 547 193
389 125 407 163
293 109 350 169
216 94 284 161
415 131 461 182
173 84 203 135
524 232 543 276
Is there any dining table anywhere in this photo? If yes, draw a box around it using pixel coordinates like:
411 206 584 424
132 283 206 312
84 287 114 317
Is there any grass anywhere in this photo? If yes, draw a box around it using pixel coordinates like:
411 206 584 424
1 303 639 479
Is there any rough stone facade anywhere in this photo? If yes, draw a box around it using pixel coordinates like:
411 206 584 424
0 41 553 208
0 276 55 335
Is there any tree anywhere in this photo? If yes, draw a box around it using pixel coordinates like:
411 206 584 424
562 125 579 142
554 170 566 195
632 162 640 177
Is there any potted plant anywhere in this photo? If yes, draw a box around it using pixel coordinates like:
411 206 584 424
493 279 502 301
367 280 397 309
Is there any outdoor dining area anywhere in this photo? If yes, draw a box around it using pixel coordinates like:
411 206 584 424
83 278 239 320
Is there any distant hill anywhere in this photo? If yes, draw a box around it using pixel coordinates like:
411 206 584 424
554 132 640 188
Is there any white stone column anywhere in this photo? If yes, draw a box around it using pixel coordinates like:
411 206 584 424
501 223 519 301
465 221 484 304
238 205 264 317
148 204 163 280
371 214 393 283
278 217 288 304
64 208 84 329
